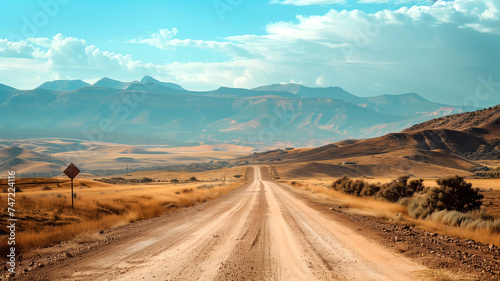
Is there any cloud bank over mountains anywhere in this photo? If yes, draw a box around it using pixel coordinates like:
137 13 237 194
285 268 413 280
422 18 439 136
0 0 499 105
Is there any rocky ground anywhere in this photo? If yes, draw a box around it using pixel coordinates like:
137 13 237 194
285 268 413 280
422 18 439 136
327 203 500 280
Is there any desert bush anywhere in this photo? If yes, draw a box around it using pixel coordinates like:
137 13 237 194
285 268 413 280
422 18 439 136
170 179 179 183
331 175 367 196
431 176 483 212
198 184 215 189
331 175 423 202
359 183 380 197
407 176 483 218
377 176 424 202
140 177 153 183
189 176 198 182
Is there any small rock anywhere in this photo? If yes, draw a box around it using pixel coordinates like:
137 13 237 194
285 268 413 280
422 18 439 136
66 252 73 258
99 230 104 234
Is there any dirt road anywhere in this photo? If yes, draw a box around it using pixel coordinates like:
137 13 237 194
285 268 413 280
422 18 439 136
24 167 425 280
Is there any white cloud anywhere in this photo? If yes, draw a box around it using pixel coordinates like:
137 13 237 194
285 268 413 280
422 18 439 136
316 74 326 86
131 0 500 103
0 34 154 89
129 28 257 60
0 39 37 58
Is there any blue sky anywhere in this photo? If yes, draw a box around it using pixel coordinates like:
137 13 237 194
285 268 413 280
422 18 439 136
0 0 499 106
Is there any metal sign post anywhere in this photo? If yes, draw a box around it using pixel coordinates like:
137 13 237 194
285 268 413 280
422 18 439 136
64 163 80 208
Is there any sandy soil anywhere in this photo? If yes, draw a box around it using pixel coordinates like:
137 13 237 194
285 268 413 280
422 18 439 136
13 167 425 280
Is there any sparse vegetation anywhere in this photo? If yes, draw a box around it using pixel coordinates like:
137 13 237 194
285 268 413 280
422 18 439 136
140 177 154 183
330 175 423 202
406 176 483 218
475 166 500 178
18 160 235 178
95 177 154 184
429 209 500 233
289 178 500 247
329 175 498 237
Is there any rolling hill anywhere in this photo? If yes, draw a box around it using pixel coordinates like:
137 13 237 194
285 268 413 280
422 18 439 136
0 138 252 176
405 104 500 138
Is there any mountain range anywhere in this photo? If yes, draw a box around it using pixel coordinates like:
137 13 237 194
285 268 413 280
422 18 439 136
0 76 473 147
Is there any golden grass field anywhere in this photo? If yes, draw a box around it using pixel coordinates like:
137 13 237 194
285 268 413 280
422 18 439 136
283 177 500 247
0 167 247 256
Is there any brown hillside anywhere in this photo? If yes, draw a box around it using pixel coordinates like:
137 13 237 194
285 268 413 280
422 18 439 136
404 104 500 139
244 105 500 177
244 129 484 177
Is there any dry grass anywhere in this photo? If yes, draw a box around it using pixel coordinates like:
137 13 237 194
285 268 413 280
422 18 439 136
414 269 477 281
287 181 406 219
0 175 245 256
429 209 500 233
407 218 500 247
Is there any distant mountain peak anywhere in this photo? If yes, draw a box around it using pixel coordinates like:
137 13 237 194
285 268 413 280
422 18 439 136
252 83 363 104
392 92 430 102
140 75 185 91
140 75 156 82
36 79 89 92
92 77 137 89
